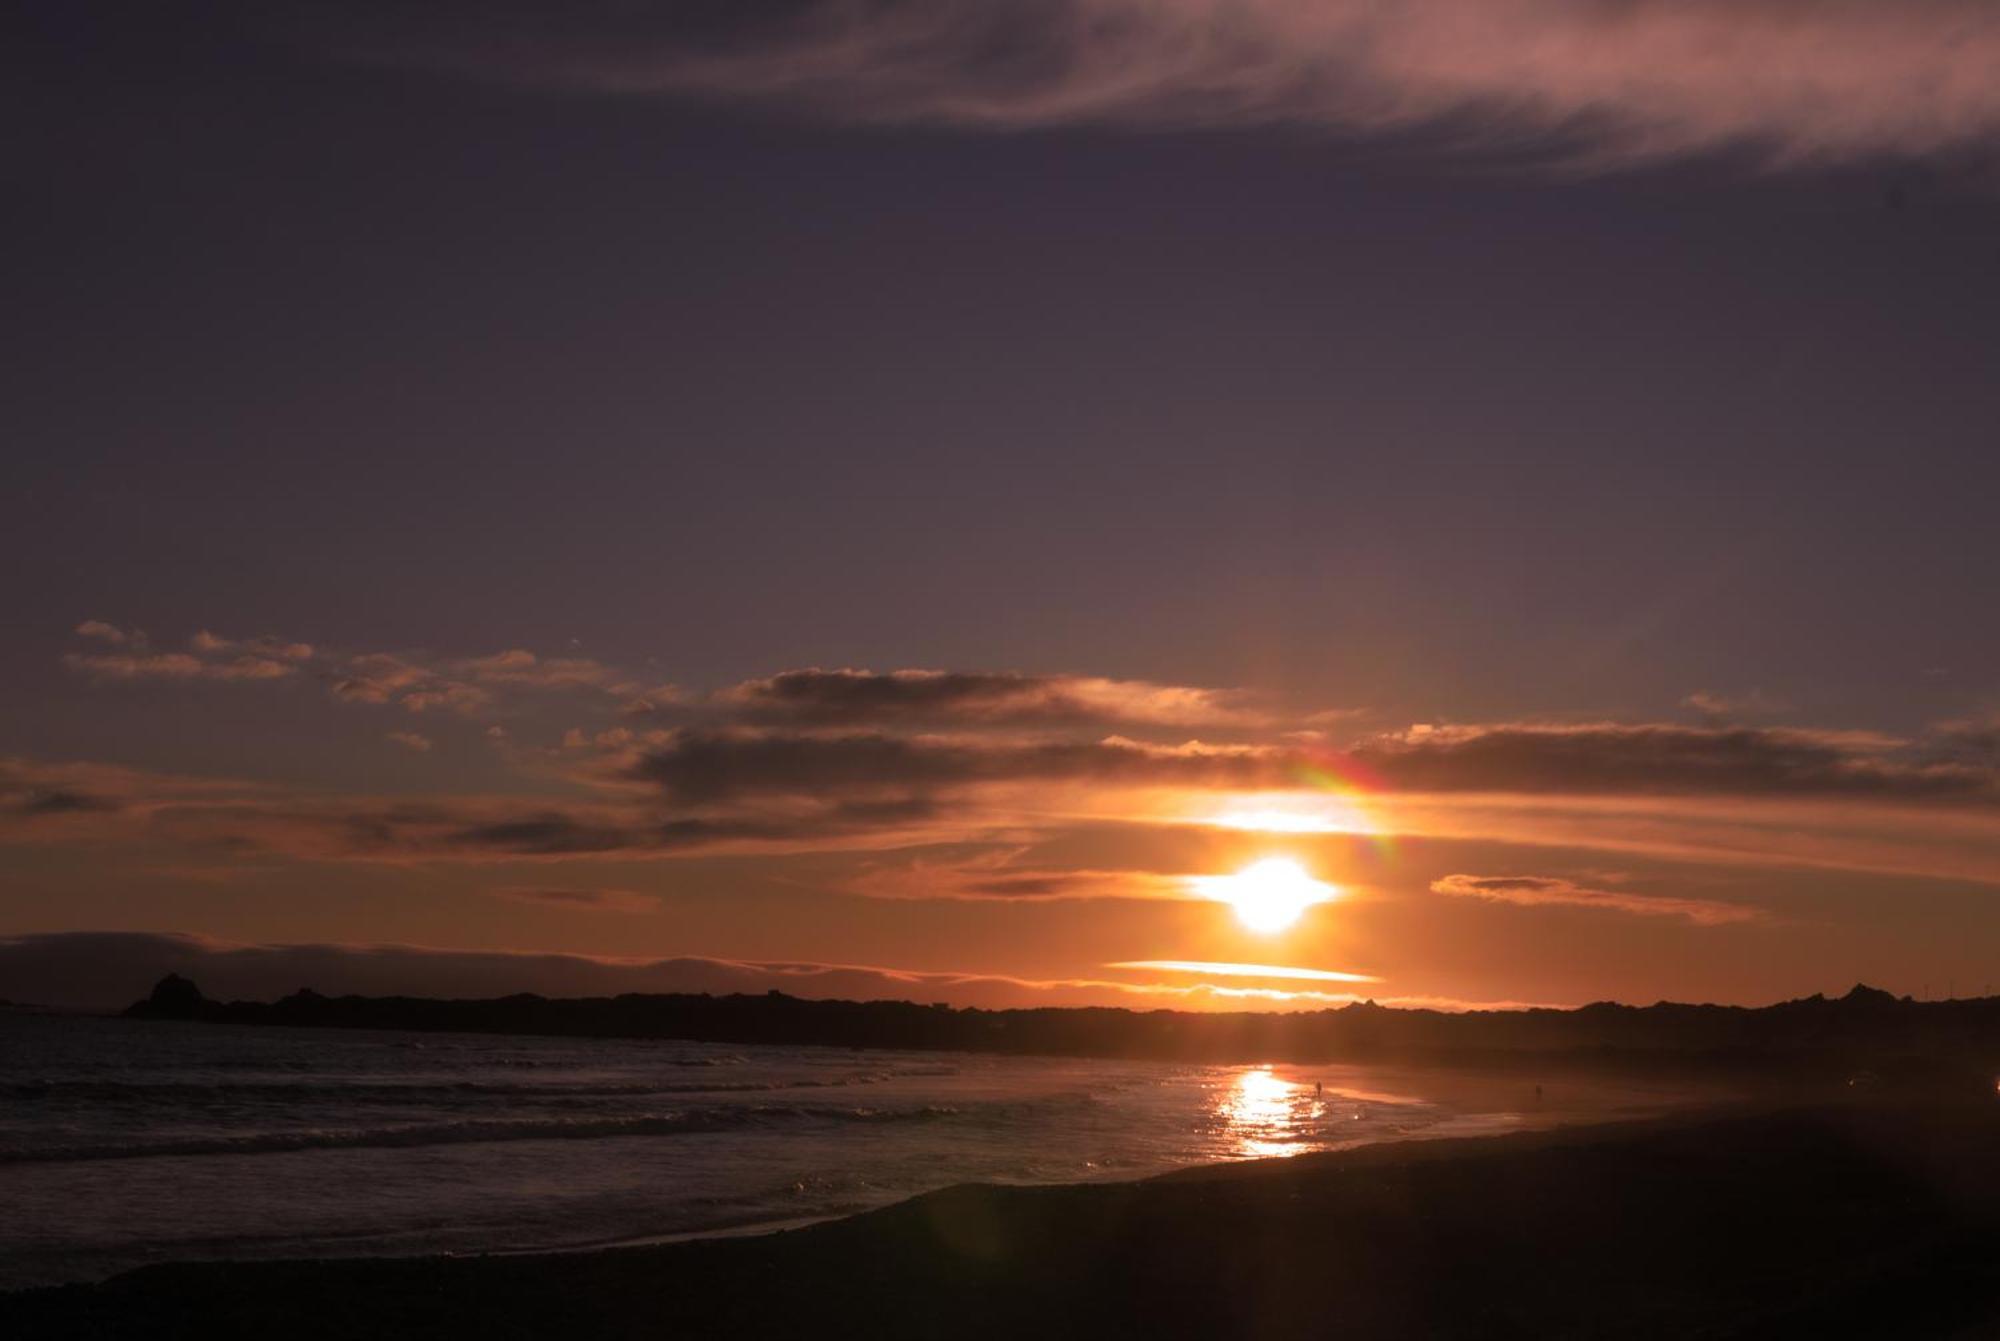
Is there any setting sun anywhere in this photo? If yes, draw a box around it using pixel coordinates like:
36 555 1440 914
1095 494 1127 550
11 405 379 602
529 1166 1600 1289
1204 857 1337 933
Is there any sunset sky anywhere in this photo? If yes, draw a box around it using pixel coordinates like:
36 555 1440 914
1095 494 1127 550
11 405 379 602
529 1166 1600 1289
5 2 1999 1011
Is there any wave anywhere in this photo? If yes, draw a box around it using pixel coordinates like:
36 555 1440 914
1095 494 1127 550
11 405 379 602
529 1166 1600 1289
184 1050 750 1072
0 1103 966 1166
0 1068 956 1105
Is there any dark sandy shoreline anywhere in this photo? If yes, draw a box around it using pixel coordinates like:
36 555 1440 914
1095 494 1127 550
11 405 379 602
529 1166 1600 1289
8 1097 2000 1340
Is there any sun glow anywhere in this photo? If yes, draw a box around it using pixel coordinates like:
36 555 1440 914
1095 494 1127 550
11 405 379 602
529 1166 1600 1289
1210 807 1350 834
1193 857 1337 933
1201 789 1374 836
1191 776 1397 869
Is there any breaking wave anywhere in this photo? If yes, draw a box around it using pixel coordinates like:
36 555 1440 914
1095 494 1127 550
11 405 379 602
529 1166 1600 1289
1 1103 967 1165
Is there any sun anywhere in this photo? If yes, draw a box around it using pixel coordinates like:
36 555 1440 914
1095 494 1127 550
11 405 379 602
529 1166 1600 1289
1210 857 1335 933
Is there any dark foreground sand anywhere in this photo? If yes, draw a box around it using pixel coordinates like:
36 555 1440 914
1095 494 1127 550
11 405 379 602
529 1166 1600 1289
9 1099 2000 1340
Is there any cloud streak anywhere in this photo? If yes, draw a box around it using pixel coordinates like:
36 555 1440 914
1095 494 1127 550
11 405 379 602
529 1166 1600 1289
323 0 2000 164
1108 959 1379 984
1347 723 1995 804
60 623 676 718
1430 872 1762 925
720 667 1269 729
486 886 660 913
627 729 1271 804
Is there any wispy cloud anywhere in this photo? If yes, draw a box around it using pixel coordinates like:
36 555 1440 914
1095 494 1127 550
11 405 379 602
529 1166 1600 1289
191 630 315 661
627 729 1273 804
74 620 130 645
328 648 663 716
486 886 659 913
1430 872 1762 925
1108 959 1379 983
60 623 675 718
321 0 2000 164
63 622 305 683
857 864 1186 903
1681 689 1791 723
1347 722 1990 804
719 667 1272 729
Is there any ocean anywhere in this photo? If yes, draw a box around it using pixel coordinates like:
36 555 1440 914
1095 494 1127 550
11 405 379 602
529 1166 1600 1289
0 1011 1680 1290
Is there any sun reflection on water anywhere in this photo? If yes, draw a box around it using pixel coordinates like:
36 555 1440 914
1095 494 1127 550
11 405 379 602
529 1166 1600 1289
1216 1067 1316 1159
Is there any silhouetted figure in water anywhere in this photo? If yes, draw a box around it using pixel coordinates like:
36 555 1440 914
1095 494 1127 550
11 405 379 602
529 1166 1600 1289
1315 1081 1323 1100
1534 1084 1544 1104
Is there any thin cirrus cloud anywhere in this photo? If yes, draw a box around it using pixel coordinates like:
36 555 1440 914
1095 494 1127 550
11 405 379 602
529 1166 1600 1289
1680 689 1792 723
486 886 661 913
1346 723 1993 804
60 622 675 717
0 754 970 863
1108 960 1380 984
330 648 661 715
628 721 2000 810
851 857 1194 903
316 0 2000 164
65 621 309 683
625 730 1273 805
719 667 1270 730
1429 873 1762 925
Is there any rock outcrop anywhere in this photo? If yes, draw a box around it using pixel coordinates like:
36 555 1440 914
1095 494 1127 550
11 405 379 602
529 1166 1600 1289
122 973 210 1020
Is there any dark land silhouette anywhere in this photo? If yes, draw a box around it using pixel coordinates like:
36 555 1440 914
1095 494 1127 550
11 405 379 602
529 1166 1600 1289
9 1099 2000 1339
123 974 2000 1095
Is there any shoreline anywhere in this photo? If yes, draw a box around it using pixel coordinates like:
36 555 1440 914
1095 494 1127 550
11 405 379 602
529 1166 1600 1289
10 1096 1999 1338
0 1037 1713 1292
512 1080 1695 1262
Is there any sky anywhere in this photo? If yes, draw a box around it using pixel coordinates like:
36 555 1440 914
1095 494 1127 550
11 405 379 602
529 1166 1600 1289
4 0 2000 1012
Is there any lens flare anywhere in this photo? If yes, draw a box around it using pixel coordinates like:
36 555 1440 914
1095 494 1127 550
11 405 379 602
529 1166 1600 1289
1193 746 1400 871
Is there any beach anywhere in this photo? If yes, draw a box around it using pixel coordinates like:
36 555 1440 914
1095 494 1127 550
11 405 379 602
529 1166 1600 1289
0 1013 1686 1290
9 1097 1999 1339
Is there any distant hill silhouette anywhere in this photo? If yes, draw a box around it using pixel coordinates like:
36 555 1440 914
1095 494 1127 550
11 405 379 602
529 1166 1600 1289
122 976 2000 1093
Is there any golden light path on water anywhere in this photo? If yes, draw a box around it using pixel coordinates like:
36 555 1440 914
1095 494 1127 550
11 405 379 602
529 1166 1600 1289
1213 1068 1356 1159
1210 1067 1432 1159
1221 1068 1310 1158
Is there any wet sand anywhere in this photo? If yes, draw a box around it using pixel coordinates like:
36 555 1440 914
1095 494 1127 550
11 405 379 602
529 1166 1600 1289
8 1098 2000 1339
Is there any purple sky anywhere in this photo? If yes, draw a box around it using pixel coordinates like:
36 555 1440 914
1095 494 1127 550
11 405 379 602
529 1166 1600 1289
4 2 1999 1011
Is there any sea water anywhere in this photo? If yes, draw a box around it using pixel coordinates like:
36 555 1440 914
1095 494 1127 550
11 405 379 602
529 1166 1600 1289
0 1011 1678 1289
